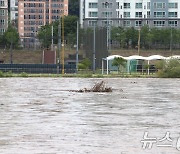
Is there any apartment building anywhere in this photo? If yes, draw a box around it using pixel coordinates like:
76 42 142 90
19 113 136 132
80 0 180 28
10 0 18 22
0 0 8 35
18 0 68 48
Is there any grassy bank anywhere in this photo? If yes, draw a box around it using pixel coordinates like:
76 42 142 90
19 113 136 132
0 49 180 64
0 71 157 78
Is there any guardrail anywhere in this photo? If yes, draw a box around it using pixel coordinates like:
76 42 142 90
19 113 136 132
0 64 76 74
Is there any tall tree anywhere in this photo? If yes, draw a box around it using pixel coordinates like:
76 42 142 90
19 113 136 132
4 24 19 48
112 57 127 73
125 27 138 48
38 15 78 48
3 24 19 63
37 24 52 49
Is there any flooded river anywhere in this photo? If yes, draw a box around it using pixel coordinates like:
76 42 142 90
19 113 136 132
0 78 180 154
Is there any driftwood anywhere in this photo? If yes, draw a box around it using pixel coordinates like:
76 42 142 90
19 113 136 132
70 81 112 93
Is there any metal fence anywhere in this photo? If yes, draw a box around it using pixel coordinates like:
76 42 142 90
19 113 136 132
83 27 108 69
0 64 76 74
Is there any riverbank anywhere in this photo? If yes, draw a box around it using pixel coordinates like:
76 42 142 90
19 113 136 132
0 49 180 64
0 71 157 78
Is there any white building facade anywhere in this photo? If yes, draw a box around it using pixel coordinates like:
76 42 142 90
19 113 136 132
10 0 18 21
80 0 180 28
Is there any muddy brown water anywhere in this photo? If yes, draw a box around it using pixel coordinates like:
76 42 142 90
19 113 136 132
0 78 180 154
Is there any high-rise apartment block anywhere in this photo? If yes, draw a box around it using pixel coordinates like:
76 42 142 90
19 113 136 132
10 0 18 22
0 0 8 34
80 0 180 28
18 0 68 48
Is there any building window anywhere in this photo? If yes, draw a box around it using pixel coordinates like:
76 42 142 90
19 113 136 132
136 3 142 9
153 21 165 27
147 2 151 9
168 3 178 8
168 21 178 27
0 19 5 25
89 12 98 17
88 20 97 26
123 20 131 27
135 20 142 27
124 12 130 18
102 20 112 26
102 12 112 18
0 9 5 16
168 12 178 17
154 3 166 9
154 12 165 18
135 12 142 18
117 2 120 9
124 3 130 9
0 1 5 6
89 3 98 8
147 11 150 18
0 28 5 35
102 2 112 8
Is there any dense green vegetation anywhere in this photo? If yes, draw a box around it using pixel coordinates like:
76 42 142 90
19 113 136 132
37 15 78 48
156 59 180 78
78 58 91 70
0 24 19 48
38 21 180 50
111 26 180 49
112 57 127 73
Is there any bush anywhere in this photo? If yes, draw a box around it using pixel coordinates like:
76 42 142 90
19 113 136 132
156 59 180 78
78 58 91 70
20 72 28 77
0 71 4 77
78 63 86 69
5 71 13 77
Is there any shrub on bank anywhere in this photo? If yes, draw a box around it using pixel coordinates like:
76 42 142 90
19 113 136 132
0 71 4 77
156 59 180 78
0 71 13 77
20 72 28 77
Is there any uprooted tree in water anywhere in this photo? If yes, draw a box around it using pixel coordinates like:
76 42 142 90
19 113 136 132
71 81 112 93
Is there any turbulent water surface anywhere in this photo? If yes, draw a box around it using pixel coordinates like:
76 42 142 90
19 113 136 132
0 78 180 154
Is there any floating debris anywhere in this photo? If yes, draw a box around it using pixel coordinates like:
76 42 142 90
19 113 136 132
70 81 112 93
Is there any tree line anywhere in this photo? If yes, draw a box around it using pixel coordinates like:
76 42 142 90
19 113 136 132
38 21 180 50
111 26 180 50
1 16 180 51
37 15 79 49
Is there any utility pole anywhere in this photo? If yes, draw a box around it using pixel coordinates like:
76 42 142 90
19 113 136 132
57 19 61 74
76 20 79 73
10 40 13 64
105 2 109 51
109 24 111 54
170 27 173 55
138 28 141 56
105 2 111 55
93 25 96 73
61 15 65 74
51 25 54 51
